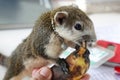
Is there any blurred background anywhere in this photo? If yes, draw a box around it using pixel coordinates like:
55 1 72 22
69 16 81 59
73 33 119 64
0 0 120 29
0 0 120 80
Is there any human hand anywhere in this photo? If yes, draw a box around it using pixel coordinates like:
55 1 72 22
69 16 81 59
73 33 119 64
32 67 90 80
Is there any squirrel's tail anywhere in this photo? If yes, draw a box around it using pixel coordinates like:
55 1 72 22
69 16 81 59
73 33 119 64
0 53 9 67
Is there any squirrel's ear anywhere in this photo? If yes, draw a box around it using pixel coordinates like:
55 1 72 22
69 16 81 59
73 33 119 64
54 11 68 25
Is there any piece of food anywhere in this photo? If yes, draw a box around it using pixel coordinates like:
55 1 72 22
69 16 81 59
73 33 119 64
51 42 90 80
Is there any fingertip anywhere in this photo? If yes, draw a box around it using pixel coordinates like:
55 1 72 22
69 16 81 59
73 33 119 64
32 67 52 80
39 67 52 79
32 69 38 76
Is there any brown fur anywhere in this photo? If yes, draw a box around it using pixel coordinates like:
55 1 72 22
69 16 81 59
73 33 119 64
0 5 96 80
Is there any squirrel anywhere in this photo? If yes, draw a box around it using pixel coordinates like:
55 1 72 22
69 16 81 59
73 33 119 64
0 5 96 80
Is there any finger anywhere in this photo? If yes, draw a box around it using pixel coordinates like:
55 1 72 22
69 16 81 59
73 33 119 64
32 67 52 80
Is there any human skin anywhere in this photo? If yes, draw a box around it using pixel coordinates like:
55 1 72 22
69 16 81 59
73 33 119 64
32 67 90 80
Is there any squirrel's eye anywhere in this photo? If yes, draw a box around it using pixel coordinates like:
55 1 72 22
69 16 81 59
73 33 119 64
74 23 82 30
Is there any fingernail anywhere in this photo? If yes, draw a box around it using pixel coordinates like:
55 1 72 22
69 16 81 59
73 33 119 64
39 67 51 79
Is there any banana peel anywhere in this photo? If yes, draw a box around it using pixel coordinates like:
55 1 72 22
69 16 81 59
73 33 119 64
51 42 90 80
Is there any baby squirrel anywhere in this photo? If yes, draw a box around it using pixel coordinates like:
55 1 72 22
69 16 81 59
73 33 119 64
0 5 96 80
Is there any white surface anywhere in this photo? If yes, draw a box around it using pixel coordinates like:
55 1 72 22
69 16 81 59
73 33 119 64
88 65 116 80
89 13 120 43
0 13 120 79
0 29 32 56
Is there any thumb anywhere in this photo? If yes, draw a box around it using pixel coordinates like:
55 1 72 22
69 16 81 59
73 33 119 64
32 67 52 80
